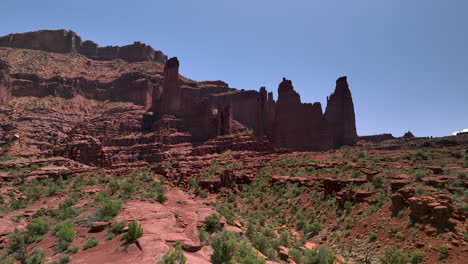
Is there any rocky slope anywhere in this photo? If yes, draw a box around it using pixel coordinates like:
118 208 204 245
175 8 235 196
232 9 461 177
0 29 466 264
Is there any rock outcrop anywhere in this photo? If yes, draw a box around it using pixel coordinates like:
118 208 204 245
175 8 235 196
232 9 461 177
324 76 358 146
0 30 167 63
271 78 332 151
0 60 11 106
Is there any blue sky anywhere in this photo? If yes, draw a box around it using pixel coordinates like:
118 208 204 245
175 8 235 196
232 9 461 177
1 0 467 137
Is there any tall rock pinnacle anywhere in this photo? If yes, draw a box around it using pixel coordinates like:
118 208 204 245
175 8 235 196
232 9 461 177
325 76 358 147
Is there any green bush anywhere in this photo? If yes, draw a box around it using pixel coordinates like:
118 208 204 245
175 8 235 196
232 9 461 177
368 232 377 242
25 248 44 264
26 218 49 242
7 228 27 262
55 221 75 252
408 251 424 264
205 213 222 233
59 255 71 264
156 193 168 204
380 247 407 264
83 237 98 250
122 221 143 245
98 200 121 221
437 245 449 261
372 176 383 188
158 244 186 264
303 245 336 264
304 221 321 238
210 231 264 264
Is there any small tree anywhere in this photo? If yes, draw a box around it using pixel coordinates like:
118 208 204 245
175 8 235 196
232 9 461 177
122 221 143 245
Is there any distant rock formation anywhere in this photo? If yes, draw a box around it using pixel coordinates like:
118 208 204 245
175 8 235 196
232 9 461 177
268 78 331 150
402 131 415 138
0 30 359 152
0 29 167 63
359 133 395 143
325 76 358 146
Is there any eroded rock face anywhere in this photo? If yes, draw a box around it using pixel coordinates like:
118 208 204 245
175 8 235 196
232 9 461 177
0 60 11 106
158 57 182 115
272 78 332 151
325 76 358 147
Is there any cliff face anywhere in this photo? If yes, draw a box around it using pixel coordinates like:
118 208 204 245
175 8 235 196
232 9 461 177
0 30 167 63
324 76 358 146
0 29 359 154
270 78 333 151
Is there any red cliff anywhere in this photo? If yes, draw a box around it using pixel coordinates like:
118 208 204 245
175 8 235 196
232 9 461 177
271 78 333 151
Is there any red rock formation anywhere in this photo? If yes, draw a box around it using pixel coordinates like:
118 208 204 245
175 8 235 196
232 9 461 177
0 30 167 63
359 133 395 143
0 60 11 106
156 57 182 115
325 76 358 147
0 29 81 53
402 131 415 138
272 78 332 151
254 87 267 137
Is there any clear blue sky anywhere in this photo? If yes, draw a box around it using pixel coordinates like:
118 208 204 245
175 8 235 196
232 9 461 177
1 0 467 137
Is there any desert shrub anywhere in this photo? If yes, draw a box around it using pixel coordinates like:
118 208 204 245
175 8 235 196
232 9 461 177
156 193 168 204
111 221 125 234
59 255 71 264
55 221 75 252
98 200 121 221
408 251 424 264
251 233 274 258
368 232 377 242
158 244 186 264
451 151 462 159
7 228 27 263
279 231 290 247
83 236 98 250
395 232 405 241
210 231 264 264
414 185 429 196
304 221 321 238
379 247 407 264
122 221 143 245
344 201 353 215
205 213 222 233
108 179 120 193
437 245 449 260
290 245 335 264
26 217 49 242
372 176 383 188
25 248 44 264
